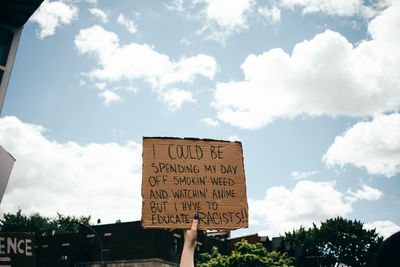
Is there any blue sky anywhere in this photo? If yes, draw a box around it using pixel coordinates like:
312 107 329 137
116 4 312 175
1 0 400 238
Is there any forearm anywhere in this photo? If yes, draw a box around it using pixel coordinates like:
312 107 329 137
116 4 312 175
180 214 199 267
180 244 196 267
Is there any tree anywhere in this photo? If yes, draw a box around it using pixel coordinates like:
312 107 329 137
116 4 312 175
0 209 91 236
285 217 383 266
198 247 228 267
198 239 294 267
51 213 91 235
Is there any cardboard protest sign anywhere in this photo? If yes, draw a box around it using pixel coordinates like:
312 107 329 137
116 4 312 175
141 137 248 230
0 145 15 204
0 232 36 267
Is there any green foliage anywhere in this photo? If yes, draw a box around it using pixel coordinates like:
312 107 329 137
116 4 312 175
51 212 91 235
0 209 91 236
198 247 228 267
285 224 320 258
285 217 383 266
198 239 294 267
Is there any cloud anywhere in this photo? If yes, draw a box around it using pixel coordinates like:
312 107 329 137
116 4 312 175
227 135 242 142
74 25 217 109
250 180 353 236
30 0 78 39
347 184 383 202
278 0 394 18
89 7 108 23
202 0 253 31
212 3 400 129
0 116 142 223
202 118 220 127
117 14 138 34
258 5 281 24
94 82 106 90
99 90 122 106
195 0 254 44
0 117 391 236
324 114 400 177
165 0 185 11
161 88 196 111
280 0 363 17
365 220 400 239
119 86 139 93
291 170 318 180
180 38 192 46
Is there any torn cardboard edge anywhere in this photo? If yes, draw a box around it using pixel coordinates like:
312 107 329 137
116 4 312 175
142 136 242 144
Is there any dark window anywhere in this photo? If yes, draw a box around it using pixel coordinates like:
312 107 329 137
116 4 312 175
103 235 111 250
60 244 70 262
60 255 68 261
173 238 178 255
83 237 95 258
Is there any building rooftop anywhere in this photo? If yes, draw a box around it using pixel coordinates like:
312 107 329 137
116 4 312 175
0 0 43 31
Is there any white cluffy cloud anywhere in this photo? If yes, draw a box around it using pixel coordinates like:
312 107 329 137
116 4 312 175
227 135 242 142
279 0 393 18
89 8 108 23
213 3 400 129
165 0 185 11
202 118 220 127
324 114 400 177
74 25 217 85
291 170 318 180
117 14 138 34
195 0 254 44
99 90 122 106
0 116 142 223
161 88 196 111
347 184 383 202
250 180 353 236
280 0 363 17
75 25 217 109
258 5 281 24
250 180 385 237
30 0 78 39
202 0 253 32
365 220 400 239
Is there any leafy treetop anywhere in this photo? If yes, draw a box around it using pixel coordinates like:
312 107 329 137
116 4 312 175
0 209 91 236
284 216 383 266
198 239 294 267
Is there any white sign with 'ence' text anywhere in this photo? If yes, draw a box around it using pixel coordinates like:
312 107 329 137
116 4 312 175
0 232 36 267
